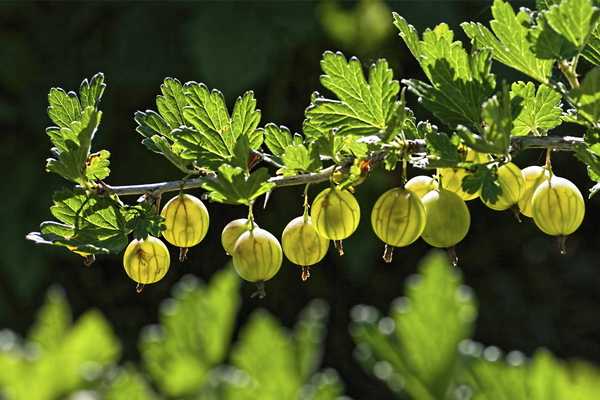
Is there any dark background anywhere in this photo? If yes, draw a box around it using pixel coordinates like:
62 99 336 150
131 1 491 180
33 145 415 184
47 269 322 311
1 1 598 399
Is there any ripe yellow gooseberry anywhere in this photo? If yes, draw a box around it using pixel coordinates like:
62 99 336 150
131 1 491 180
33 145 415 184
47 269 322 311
518 166 551 218
160 194 210 260
123 236 171 292
482 162 526 211
281 215 329 280
421 188 471 264
233 227 283 298
371 187 426 262
311 186 360 241
221 218 257 255
437 148 489 201
531 176 585 254
405 175 439 199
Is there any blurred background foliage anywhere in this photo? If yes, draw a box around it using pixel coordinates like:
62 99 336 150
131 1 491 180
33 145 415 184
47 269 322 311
1 0 600 399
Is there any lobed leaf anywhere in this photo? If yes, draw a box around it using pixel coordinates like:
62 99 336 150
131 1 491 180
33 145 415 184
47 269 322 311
569 67 600 124
510 81 562 136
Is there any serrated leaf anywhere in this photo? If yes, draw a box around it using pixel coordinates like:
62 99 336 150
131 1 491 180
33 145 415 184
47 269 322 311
424 130 461 163
461 0 553 84
156 77 187 129
85 150 111 181
79 72 106 110
350 250 477 400
26 187 129 255
140 270 240 397
544 0 600 53
462 166 502 204
395 15 496 128
529 12 581 60
569 67 600 123
510 81 563 135
201 165 275 206
148 136 193 174
582 26 600 65
304 51 399 137
264 123 293 157
281 143 322 172
135 110 173 139
47 88 81 129
46 107 102 184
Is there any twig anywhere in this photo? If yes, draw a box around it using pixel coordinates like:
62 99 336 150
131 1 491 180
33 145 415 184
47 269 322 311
104 136 586 197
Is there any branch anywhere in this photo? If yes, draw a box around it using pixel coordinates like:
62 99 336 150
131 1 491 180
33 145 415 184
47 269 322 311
104 135 585 197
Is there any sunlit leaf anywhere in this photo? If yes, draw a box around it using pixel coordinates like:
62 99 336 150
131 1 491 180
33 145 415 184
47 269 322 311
569 67 600 123
510 81 562 135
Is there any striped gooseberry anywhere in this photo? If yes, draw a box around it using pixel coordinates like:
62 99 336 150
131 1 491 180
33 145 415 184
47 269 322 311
482 162 526 211
123 235 171 292
518 166 550 218
282 215 329 280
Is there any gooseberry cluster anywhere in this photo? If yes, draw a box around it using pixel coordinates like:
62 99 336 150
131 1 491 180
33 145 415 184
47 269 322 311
121 147 586 296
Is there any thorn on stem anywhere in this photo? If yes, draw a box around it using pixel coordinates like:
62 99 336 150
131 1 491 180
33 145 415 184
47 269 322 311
383 244 394 263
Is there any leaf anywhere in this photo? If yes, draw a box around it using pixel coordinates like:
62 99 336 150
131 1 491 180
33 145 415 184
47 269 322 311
27 286 72 353
582 26 600 65
395 15 496 128
281 143 322 173
569 67 600 123
544 0 600 53
79 72 106 110
462 165 502 205
123 202 165 240
264 123 293 157
510 81 563 135
26 187 129 255
225 309 302 399
350 250 477 400
461 0 553 84
201 165 275 206
139 270 240 397
424 130 461 165
304 51 400 137
105 365 159 400
85 150 111 181
157 77 187 129
47 88 81 129
293 299 330 383
46 107 103 184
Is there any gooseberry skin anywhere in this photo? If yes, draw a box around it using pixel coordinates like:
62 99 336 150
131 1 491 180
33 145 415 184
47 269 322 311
420 188 471 248
160 194 210 248
232 228 282 283
221 219 257 255
282 216 329 267
405 175 439 199
311 187 360 240
123 236 171 284
438 149 488 201
518 166 551 218
482 162 526 211
371 187 426 247
531 176 585 237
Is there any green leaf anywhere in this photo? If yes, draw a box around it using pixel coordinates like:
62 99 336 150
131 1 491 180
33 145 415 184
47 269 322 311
201 165 275 206
293 299 331 383
424 130 461 166
395 15 496 128
350 250 477 400
46 107 103 184
510 81 563 135
157 77 187 129
462 165 502 204
105 364 159 400
460 346 600 399
582 25 600 65
26 187 129 255
281 143 322 173
27 286 72 353
47 89 81 129
79 72 106 110
85 150 111 181
123 202 165 240
569 67 600 123
461 0 553 83
544 0 600 54
264 123 293 157
225 309 302 399
140 270 240 397
304 51 400 137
